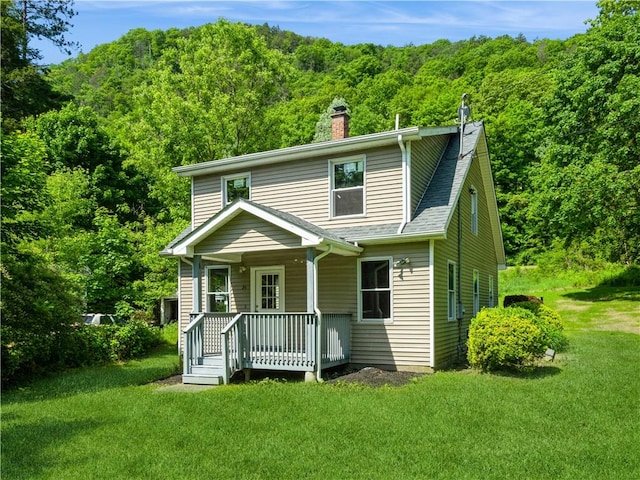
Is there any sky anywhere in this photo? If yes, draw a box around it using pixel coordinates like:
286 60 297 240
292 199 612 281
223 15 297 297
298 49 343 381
36 0 600 65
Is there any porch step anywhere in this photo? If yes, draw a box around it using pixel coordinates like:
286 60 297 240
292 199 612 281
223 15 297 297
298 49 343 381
183 373 223 385
197 355 224 367
184 355 225 385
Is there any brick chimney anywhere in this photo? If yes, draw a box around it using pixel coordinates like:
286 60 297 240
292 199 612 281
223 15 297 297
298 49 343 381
331 105 350 140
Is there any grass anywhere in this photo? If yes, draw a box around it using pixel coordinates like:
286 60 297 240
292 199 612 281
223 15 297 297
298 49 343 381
2 272 639 479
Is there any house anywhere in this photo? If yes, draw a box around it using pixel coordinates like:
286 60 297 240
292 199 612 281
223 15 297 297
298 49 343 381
161 104 505 384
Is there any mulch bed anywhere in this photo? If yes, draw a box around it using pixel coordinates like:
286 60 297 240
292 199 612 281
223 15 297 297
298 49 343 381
153 367 428 388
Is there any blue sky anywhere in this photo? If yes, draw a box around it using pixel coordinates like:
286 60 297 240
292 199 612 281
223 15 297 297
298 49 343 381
37 0 600 65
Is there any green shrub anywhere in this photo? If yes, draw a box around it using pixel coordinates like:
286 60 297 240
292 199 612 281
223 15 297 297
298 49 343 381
511 301 568 352
467 307 547 372
109 320 163 361
160 322 179 346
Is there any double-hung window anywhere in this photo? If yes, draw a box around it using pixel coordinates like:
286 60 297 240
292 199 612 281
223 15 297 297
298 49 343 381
359 258 392 322
473 270 480 316
223 173 251 205
206 266 230 313
448 261 457 321
331 156 364 217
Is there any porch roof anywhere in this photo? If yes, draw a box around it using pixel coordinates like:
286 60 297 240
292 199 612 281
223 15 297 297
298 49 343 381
161 198 363 258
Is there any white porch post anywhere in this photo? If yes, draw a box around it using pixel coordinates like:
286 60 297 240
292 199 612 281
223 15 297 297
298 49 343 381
192 255 202 313
306 247 315 313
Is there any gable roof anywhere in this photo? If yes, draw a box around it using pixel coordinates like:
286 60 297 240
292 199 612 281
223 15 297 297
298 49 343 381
172 125 457 177
162 121 504 267
322 122 505 267
161 198 362 258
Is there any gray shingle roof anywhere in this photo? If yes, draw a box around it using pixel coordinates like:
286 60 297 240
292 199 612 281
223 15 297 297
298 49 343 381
403 122 483 236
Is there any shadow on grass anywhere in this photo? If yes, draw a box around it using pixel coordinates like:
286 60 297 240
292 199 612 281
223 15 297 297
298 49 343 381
1 417 103 479
2 344 180 405
489 365 563 379
562 285 640 303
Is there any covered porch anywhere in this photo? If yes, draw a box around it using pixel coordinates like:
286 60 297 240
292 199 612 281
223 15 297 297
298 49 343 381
183 311 351 384
162 199 363 385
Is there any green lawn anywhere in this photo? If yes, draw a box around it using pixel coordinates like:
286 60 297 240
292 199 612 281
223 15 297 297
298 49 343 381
2 280 639 479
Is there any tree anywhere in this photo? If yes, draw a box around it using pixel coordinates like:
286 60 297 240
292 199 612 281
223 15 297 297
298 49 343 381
1 0 76 131
118 20 293 222
531 1 640 264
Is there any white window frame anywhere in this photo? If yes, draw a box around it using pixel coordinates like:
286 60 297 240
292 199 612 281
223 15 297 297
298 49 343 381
205 265 231 313
488 275 495 308
470 187 478 235
222 172 251 205
329 155 366 219
447 261 457 321
357 256 393 323
473 269 480 316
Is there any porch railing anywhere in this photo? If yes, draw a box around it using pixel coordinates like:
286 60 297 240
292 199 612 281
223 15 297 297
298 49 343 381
183 312 236 375
184 312 351 383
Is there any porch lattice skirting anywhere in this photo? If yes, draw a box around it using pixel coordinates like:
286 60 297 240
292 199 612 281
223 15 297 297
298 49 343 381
183 312 351 385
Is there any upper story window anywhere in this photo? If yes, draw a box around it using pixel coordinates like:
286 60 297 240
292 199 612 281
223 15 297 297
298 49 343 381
330 156 365 218
470 187 478 235
358 257 392 322
223 173 251 205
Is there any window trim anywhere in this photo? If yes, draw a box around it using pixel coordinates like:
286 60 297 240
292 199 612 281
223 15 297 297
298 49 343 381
222 172 251 205
205 265 231 313
470 186 478 235
329 155 366 219
447 260 457 321
473 269 480 316
357 256 393 324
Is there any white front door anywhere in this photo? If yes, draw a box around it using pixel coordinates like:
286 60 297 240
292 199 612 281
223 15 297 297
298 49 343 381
252 266 285 313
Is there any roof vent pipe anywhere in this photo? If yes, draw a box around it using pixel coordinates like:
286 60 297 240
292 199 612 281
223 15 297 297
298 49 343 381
458 93 470 159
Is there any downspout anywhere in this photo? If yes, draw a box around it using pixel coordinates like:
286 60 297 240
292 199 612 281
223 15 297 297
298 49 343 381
314 244 333 382
456 94 469 359
396 133 410 234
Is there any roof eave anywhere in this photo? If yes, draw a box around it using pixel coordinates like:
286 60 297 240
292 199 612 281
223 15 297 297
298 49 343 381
173 127 422 177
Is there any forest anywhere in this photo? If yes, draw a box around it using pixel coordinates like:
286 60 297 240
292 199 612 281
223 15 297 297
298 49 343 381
1 1 638 376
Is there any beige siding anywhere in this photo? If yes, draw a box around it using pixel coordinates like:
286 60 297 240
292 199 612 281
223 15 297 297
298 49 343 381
344 243 431 369
190 145 404 231
194 212 302 255
433 153 499 367
411 135 450 214
193 174 222 227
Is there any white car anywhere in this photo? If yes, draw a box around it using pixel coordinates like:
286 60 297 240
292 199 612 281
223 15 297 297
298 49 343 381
82 313 124 326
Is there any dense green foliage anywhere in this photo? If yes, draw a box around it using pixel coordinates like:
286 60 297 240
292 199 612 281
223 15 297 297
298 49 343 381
467 307 547 371
2 319 164 385
1 1 637 381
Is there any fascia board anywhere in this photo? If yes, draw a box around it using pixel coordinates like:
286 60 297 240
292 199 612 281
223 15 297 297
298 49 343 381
350 231 447 245
418 125 459 137
169 200 360 256
174 127 421 177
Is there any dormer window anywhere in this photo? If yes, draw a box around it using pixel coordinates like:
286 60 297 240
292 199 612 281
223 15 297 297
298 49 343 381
330 156 365 218
223 173 251 205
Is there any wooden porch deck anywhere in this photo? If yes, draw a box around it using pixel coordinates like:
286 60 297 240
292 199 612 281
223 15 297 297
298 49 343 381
183 312 351 384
